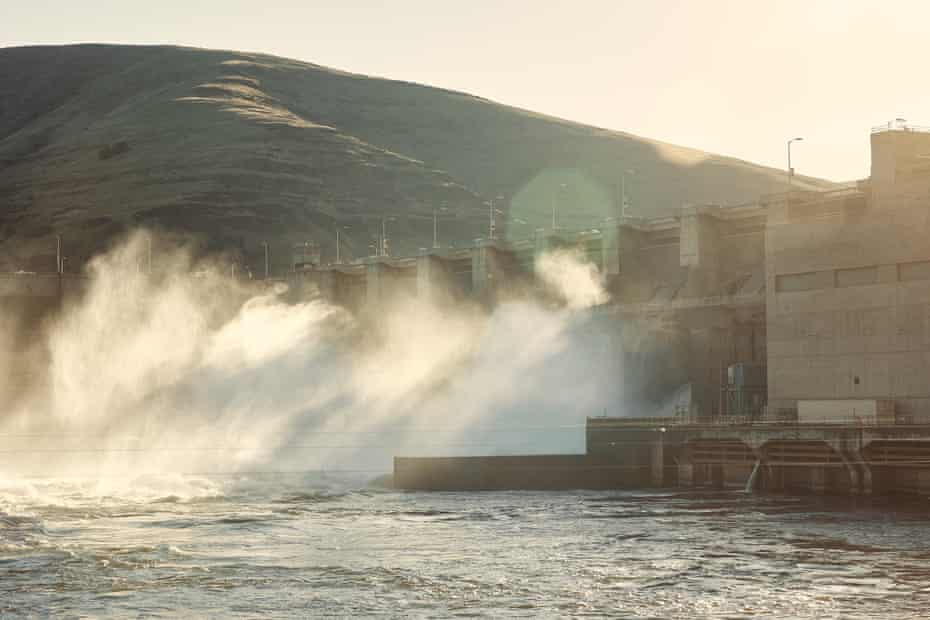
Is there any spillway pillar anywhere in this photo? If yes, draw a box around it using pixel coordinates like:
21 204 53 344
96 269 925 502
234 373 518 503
679 206 721 297
471 240 504 302
365 259 393 315
677 460 695 487
314 268 338 301
809 467 827 494
416 252 445 304
651 431 666 487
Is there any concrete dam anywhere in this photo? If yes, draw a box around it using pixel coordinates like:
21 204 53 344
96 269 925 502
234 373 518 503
389 123 930 495
7 123 930 495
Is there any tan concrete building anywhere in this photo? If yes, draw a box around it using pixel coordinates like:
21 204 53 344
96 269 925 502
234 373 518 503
766 123 930 421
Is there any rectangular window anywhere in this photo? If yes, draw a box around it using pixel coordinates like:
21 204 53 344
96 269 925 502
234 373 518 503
898 260 930 282
836 265 878 288
775 270 833 292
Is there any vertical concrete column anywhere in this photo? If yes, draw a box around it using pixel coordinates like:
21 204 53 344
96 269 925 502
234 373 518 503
871 466 893 495
651 432 666 487
471 241 500 299
693 463 707 487
611 224 644 279
416 253 444 303
858 460 873 495
810 467 827 494
601 224 621 277
315 269 337 302
679 208 721 297
764 465 784 492
711 464 725 489
366 260 389 311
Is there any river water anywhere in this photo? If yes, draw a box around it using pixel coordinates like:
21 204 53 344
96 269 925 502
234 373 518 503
2 474 929 618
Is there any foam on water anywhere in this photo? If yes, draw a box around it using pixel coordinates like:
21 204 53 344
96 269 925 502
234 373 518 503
3 481 929 618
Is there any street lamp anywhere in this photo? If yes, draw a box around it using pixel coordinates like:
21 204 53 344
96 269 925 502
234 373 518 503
261 242 269 279
336 225 350 264
554 184 567 231
487 195 504 240
433 203 449 249
380 217 396 257
787 137 804 189
621 169 636 218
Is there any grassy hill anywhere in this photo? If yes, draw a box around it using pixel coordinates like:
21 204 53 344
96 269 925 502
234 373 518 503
0 44 834 272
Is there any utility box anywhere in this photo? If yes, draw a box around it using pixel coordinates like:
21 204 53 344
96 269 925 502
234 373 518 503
797 399 895 425
722 363 767 420
727 363 765 388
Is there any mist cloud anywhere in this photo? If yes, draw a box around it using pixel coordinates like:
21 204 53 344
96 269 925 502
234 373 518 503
0 232 622 482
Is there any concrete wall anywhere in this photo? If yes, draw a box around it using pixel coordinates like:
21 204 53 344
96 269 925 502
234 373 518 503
0 274 86 320
394 454 652 490
766 136 930 419
679 209 721 297
870 129 930 210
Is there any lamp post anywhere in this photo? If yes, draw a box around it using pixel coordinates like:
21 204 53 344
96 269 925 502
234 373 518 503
433 203 448 249
488 195 504 240
380 217 396 257
620 169 635 218
262 242 269 279
787 137 804 189
554 184 567 231
336 225 350 264
381 219 387 256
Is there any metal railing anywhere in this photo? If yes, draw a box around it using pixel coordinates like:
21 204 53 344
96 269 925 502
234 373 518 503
760 186 863 205
871 121 930 134
587 415 928 429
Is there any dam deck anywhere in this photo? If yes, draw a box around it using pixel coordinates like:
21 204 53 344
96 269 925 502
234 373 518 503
393 417 930 495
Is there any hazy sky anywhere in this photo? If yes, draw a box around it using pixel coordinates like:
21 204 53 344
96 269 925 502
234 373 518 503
4 0 927 181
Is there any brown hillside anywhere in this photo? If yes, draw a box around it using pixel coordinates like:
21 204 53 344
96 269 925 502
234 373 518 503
0 44 834 272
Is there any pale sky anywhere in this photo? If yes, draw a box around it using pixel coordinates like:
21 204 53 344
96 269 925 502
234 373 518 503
3 0 927 181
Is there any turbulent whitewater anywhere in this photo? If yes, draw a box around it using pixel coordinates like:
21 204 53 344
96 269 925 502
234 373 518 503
2 476 930 618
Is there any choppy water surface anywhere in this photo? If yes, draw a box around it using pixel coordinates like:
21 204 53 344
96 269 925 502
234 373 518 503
2 475 929 618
